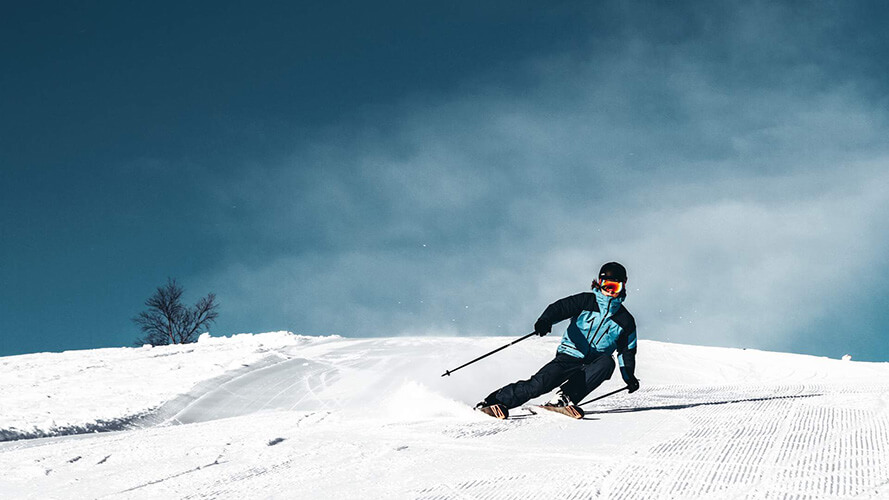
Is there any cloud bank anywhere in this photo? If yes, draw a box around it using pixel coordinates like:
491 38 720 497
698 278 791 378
204 3 889 360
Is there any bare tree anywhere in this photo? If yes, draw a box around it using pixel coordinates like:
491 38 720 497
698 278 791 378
134 278 219 346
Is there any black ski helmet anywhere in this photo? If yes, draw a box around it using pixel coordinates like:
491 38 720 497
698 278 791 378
598 262 627 283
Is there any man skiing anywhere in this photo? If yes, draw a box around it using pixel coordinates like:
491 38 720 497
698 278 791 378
476 262 639 419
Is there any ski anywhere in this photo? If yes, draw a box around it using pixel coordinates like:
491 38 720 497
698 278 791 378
528 404 584 419
475 403 584 420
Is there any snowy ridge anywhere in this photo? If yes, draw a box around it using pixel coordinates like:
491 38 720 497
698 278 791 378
0 332 310 437
0 354 293 443
1 332 888 499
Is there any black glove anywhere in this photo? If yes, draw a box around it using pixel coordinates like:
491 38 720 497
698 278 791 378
625 376 640 394
534 319 551 336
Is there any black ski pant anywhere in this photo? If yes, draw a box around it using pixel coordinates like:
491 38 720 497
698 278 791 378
486 352 614 409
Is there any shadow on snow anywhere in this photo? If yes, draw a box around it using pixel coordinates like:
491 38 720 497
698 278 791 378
583 393 824 414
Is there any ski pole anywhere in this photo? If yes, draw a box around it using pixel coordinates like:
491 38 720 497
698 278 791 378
578 386 629 407
441 332 538 377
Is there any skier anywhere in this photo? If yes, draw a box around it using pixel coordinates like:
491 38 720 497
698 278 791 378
475 262 639 419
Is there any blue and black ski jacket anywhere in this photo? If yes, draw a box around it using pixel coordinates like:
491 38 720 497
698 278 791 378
537 288 637 382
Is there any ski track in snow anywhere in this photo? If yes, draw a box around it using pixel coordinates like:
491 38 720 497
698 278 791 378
1 335 888 499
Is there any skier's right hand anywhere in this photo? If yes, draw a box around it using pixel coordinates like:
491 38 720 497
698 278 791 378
625 376 640 394
534 320 551 336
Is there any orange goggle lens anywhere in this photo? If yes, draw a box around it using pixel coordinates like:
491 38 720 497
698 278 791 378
599 280 624 295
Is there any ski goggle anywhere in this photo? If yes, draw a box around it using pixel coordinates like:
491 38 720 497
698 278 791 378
599 279 624 296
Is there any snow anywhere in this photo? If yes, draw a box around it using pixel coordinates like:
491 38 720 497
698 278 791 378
0 331 306 436
1 332 888 499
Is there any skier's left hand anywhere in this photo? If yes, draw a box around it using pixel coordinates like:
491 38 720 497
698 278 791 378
625 376 640 393
534 319 551 336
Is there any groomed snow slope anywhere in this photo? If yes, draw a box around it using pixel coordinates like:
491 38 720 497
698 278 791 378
1 332 888 499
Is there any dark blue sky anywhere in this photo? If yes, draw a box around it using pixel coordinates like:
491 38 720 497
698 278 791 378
2 2 888 360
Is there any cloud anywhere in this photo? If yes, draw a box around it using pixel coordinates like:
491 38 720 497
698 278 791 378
591 164 889 350
204 4 889 359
